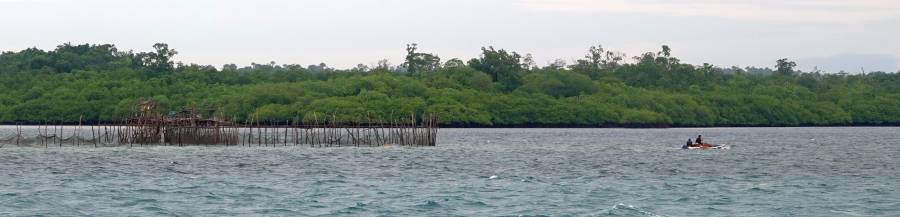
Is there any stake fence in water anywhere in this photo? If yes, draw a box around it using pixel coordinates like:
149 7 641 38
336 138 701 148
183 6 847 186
0 114 438 148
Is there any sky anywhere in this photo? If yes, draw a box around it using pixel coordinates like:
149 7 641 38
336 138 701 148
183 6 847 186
1 0 898 72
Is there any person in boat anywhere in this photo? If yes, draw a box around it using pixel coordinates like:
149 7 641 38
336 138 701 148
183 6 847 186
684 138 693 149
695 135 703 145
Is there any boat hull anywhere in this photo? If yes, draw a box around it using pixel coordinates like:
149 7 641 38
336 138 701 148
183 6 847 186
683 143 727 150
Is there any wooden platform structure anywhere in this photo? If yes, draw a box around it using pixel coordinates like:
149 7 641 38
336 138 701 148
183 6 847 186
0 101 439 148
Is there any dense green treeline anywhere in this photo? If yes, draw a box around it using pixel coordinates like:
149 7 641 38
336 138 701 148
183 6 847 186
1 43 899 127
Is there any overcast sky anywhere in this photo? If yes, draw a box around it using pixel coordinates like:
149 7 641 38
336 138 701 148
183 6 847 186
1 0 898 72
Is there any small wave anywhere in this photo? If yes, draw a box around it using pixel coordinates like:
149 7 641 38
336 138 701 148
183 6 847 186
240 185 275 193
203 193 223 201
607 203 665 217
829 209 866 216
864 188 888 195
179 185 203 190
313 179 347 185
748 187 777 194
164 167 191 175
464 200 488 207
414 200 441 209
254 208 297 215
329 203 368 215
141 206 168 213
135 189 166 194
115 198 159 207
347 202 368 211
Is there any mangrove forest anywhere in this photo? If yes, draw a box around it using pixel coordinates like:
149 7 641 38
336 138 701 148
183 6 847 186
1 43 899 127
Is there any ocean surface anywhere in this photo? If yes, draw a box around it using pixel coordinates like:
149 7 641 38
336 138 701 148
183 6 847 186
1 127 898 216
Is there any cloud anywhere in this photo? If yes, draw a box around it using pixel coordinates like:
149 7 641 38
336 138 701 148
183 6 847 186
518 0 900 23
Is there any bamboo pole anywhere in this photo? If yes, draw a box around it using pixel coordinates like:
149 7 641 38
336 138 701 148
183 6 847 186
15 123 20 146
91 124 96 148
283 120 288 147
314 113 319 147
58 120 62 147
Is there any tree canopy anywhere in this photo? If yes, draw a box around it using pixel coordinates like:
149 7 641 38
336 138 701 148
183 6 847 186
1 43 899 127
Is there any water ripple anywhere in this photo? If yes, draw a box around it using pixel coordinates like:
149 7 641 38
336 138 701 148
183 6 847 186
0 127 898 216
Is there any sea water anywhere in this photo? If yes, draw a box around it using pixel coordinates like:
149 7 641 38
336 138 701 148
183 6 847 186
1 127 898 216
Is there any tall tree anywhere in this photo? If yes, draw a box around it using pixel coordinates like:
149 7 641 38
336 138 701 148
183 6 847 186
402 43 441 75
137 43 178 73
776 58 797 76
570 44 625 77
467 46 524 91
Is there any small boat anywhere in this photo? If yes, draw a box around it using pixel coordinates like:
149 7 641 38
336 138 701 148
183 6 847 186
682 143 727 150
